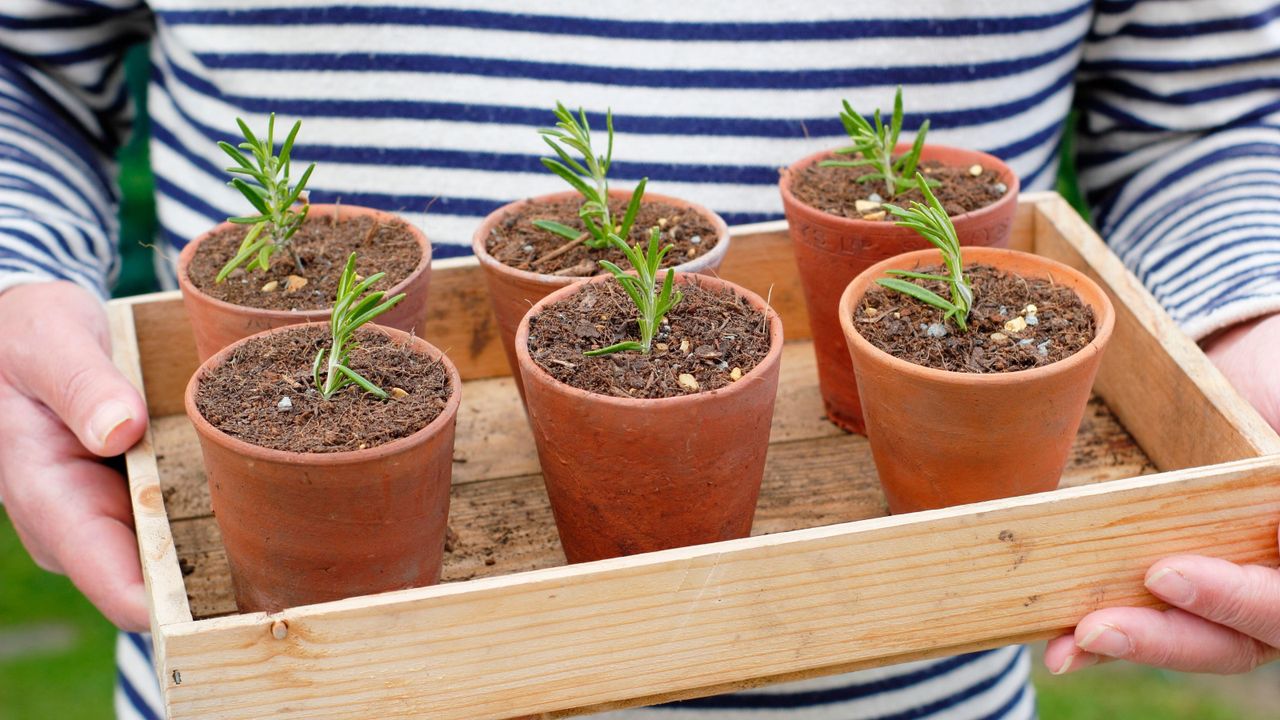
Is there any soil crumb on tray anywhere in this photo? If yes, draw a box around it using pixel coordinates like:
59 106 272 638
486 196 718 276
790 159 1008 220
194 325 451 453
855 264 1095 373
188 213 421 311
526 279 772 399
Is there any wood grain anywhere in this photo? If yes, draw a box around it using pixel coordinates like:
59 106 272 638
155 456 1280 720
107 303 193 636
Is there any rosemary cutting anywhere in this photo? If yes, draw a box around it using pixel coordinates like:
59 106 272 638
215 113 316 282
312 253 406 399
820 86 935 199
879 174 973 331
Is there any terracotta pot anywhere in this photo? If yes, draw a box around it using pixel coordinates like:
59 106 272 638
839 247 1115 513
516 274 783 563
473 189 730 399
184 324 461 613
779 145 1019 434
178 204 433 362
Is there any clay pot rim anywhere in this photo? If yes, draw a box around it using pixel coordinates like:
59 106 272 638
470 189 731 286
176 204 433 322
515 273 785 408
184 322 462 464
778 144 1020 229
839 246 1116 386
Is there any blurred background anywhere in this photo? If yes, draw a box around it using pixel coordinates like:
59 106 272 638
1 47 1277 720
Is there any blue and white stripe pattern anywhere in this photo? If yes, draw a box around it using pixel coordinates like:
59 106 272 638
2 2 1277 719
116 633 161 720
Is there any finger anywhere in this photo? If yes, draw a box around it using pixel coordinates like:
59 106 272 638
1044 632 1102 675
44 457 150 632
5 307 147 457
1144 555 1280 648
56 512 150 632
1073 606 1278 673
0 404 149 631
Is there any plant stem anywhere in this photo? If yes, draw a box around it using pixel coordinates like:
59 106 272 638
323 334 343 398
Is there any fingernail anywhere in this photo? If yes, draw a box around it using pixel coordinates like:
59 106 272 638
1147 566 1195 605
1078 624 1131 657
90 401 133 451
1052 650 1098 675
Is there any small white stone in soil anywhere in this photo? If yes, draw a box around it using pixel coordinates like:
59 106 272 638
678 373 700 391
864 306 879 316
969 164 983 176
854 199 881 213
861 210 887 221
658 217 668 227
690 235 702 245
277 396 293 411
1018 338 1033 346
390 387 409 400
655 342 669 351
1025 314 1039 326
679 339 691 353
1003 316 1028 333
730 367 743 381
522 244 534 253
926 323 948 338
284 274 308 292
1037 340 1051 356
260 280 279 293
990 332 1010 344
993 182 1008 195
868 192 884 203
998 305 1008 316
1025 304 1037 314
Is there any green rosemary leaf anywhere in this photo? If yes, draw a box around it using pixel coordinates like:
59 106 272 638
884 269 954 283
876 278 957 313
532 220 582 242
584 340 646 357
336 364 389 399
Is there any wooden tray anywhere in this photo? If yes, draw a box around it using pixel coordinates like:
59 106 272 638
110 192 1280 719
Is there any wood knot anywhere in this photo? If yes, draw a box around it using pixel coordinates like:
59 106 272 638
271 620 289 640
136 483 164 514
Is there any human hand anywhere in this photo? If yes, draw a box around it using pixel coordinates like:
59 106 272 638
1045 313 1280 675
0 281 150 631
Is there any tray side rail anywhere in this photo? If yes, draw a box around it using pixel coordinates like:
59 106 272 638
153 456 1280 720
106 302 194 644
1027 192 1280 467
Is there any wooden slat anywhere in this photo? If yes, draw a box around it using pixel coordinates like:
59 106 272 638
1028 192 1280 466
154 455 1280 720
106 303 193 634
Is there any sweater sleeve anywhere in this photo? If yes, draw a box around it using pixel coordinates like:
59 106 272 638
0 1 151 299
1076 0 1280 339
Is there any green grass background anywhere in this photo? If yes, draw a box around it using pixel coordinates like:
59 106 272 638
2 50 1275 719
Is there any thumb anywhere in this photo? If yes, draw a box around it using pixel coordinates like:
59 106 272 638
1 282 147 456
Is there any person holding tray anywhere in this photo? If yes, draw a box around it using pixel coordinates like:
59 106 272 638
0 2 1277 719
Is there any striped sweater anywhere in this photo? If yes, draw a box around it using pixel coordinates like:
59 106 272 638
2 2 1277 719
